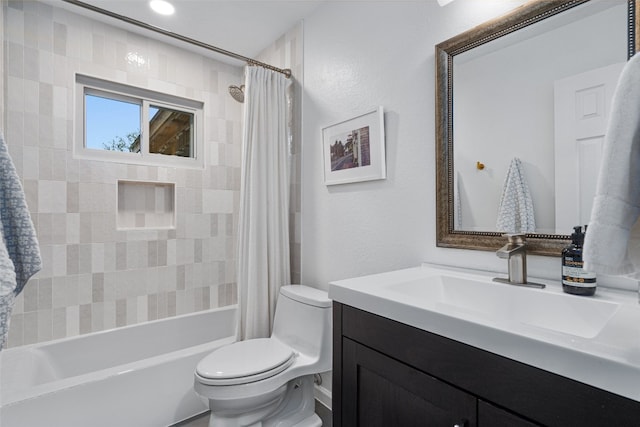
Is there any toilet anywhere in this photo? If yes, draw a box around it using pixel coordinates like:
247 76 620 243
194 285 332 427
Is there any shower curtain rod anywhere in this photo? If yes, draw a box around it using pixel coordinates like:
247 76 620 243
61 0 292 78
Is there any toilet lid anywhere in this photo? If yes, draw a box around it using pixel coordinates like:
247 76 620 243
196 338 296 386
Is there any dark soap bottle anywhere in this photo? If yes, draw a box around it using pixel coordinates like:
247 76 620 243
562 225 596 296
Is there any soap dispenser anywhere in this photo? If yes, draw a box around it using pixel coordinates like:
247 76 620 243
561 225 597 296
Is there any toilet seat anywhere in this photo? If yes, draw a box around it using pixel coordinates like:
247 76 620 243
196 338 296 386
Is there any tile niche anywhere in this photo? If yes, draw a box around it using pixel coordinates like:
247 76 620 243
117 180 176 229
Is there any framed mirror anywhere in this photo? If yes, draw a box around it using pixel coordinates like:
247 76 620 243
436 0 639 256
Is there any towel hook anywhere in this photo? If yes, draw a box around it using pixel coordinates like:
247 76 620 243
476 161 485 170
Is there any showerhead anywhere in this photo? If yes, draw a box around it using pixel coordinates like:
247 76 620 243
228 84 245 103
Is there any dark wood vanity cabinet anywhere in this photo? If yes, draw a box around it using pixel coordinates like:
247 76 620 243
333 302 640 427
343 338 477 426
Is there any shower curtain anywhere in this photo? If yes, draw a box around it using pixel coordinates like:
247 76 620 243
237 66 292 340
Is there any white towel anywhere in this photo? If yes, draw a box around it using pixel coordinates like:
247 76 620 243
495 157 536 233
583 53 640 277
0 131 41 349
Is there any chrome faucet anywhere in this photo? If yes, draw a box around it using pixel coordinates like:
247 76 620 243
493 234 545 289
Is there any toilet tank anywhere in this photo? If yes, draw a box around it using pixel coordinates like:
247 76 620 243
271 285 332 371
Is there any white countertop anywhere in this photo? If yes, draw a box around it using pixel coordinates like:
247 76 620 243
329 263 640 402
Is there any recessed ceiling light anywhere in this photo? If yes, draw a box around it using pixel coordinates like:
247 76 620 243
149 0 175 16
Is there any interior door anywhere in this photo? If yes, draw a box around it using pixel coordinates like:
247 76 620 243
553 62 625 233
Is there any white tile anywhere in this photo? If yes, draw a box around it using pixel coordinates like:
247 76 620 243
203 189 234 214
166 239 176 266
52 308 67 340
91 302 104 332
77 274 92 305
156 267 168 293
51 244 67 277
209 283 219 308
7 41 24 79
126 297 138 325
52 86 67 119
38 180 67 213
53 54 67 87
66 305 80 337
51 148 66 180
191 263 203 288
37 309 53 343
23 146 39 180
103 242 116 272
37 13 54 53
175 290 186 315
91 243 105 273
7 76 25 113
78 182 94 212
95 183 112 213
23 312 38 345
39 50 54 84
103 301 116 330
52 277 67 309
145 267 159 295
208 142 220 166
66 213 80 244
115 272 128 300
65 275 79 306
137 295 148 323
52 118 68 150
6 8 25 44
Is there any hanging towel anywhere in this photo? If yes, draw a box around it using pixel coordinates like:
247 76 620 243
0 131 41 349
495 157 536 233
583 53 640 278
0 236 17 351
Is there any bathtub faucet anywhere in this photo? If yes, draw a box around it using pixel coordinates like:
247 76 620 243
493 233 545 289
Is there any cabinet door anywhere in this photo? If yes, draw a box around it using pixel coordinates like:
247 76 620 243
478 401 541 427
342 338 477 427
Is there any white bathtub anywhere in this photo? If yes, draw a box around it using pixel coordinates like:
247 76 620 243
0 305 237 427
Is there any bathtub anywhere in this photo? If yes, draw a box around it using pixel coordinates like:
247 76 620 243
0 305 237 427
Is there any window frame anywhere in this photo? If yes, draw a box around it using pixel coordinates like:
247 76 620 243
75 74 205 168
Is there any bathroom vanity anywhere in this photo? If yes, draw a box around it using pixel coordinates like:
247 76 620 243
329 265 640 426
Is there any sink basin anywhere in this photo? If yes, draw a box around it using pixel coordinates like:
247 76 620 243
384 274 620 339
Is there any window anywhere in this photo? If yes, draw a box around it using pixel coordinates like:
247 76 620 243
76 75 204 168
148 105 194 157
85 92 142 153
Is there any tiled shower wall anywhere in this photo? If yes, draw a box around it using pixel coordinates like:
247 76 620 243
256 22 303 284
3 0 245 347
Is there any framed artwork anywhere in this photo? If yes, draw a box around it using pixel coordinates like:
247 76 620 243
322 106 386 185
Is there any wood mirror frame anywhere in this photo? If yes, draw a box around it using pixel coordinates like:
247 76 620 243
435 0 639 256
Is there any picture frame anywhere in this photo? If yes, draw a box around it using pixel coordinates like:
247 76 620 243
322 106 386 185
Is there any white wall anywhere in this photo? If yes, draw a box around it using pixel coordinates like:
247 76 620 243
301 0 542 291
301 0 640 290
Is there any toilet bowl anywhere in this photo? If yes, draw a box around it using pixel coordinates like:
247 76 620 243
194 285 332 427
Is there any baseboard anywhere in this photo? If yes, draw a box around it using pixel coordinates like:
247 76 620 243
314 383 332 411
